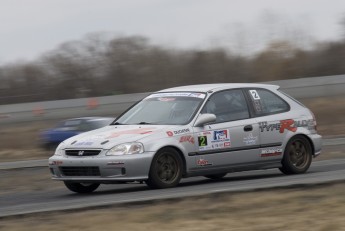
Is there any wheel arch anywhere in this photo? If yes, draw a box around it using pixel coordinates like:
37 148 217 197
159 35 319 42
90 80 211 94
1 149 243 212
154 145 187 177
284 133 315 156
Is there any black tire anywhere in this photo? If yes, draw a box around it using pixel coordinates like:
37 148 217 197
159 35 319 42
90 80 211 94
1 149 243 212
64 182 100 193
146 147 183 189
279 135 312 175
204 173 227 180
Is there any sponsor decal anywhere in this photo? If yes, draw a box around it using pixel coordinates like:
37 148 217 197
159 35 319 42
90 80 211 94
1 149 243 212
249 90 261 100
213 130 229 141
179 135 195 144
253 100 262 113
259 119 314 133
198 129 231 151
146 92 206 99
173 128 190 135
279 119 297 133
74 141 93 146
260 148 282 157
158 97 175 101
243 133 258 145
197 158 212 166
224 142 231 147
167 129 190 137
107 127 155 138
295 119 315 130
189 93 206 98
259 121 281 132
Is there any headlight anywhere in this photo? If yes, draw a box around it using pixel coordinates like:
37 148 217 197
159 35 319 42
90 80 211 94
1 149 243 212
106 143 144 156
54 143 65 156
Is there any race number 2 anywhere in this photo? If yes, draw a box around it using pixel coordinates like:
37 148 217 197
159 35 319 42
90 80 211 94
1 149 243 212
249 90 260 100
198 136 208 147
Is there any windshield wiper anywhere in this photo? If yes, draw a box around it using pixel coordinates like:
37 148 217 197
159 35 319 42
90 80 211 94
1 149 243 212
111 122 124 125
137 122 151 125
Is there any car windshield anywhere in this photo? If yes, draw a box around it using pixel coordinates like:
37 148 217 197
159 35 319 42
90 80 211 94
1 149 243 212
58 119 82 128
114 92 206 125
88 119 114 129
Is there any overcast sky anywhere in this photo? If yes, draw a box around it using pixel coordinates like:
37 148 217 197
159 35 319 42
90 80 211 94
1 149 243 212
0 0 344 64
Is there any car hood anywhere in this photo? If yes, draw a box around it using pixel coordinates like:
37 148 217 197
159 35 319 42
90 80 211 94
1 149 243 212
62 125 185 149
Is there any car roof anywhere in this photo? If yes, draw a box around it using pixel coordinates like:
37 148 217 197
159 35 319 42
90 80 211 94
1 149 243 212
158 83 280 93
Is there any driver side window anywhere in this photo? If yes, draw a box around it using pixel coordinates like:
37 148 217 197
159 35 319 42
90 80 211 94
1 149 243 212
201 89 249 123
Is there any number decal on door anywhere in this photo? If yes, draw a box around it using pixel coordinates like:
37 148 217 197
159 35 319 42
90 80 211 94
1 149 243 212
198 136 208 146
249 90 260 100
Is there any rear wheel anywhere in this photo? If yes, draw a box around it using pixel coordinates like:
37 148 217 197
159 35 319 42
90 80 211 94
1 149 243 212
146 148 183 189
64 182 100 193
204 173 227 180
279 136 312 175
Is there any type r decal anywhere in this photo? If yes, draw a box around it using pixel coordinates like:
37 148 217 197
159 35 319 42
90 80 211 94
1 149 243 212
259 119 314 133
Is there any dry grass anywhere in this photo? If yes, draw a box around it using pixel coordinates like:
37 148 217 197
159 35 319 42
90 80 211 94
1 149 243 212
0 167 63 194
1 183 345 231
300 96 345 137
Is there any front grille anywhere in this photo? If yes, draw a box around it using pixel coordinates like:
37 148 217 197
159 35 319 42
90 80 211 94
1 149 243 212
60 167 101 176
65 150 101 156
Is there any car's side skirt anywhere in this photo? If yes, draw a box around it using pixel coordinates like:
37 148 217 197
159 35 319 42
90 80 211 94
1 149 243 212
186 160 282 177
188 142 282 156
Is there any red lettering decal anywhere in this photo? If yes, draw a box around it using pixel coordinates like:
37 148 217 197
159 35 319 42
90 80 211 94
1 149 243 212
197 159 209 166
107 128 155 138
179 135 195 144
166 131 174 137
280 119 297 133
224 142 231 147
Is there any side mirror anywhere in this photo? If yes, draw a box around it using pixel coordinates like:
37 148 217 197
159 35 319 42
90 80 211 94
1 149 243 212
194 113 216 127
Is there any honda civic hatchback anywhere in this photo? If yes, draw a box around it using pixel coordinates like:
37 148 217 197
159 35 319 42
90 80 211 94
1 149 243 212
49 83 322 193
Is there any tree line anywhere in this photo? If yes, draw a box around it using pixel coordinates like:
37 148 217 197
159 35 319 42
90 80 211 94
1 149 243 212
0 34 344 105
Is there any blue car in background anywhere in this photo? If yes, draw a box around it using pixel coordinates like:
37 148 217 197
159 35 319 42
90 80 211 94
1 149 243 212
40 117 115 149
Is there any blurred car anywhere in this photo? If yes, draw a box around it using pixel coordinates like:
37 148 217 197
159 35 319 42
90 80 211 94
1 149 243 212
41 117 115 149
49 84 322 193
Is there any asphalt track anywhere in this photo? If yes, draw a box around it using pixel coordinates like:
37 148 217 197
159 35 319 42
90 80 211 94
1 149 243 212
1 156 345 218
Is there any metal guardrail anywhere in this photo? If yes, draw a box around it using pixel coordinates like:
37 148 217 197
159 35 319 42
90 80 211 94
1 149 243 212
0 75 344 125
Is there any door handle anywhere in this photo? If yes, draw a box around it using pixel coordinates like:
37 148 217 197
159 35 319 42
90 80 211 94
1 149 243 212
244 125 253 132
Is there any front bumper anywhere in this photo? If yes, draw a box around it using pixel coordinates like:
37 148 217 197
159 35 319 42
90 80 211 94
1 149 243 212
308 133 322 157
48 151 155 183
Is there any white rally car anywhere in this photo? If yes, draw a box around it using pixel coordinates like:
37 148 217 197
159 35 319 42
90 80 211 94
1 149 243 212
49 83 322 193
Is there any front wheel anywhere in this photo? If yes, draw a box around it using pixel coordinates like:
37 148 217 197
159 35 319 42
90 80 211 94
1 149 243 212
64 182 100 193
279 136 312 175
146 148 183 189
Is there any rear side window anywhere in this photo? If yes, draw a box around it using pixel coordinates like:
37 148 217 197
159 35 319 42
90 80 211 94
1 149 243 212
247 89 289 116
